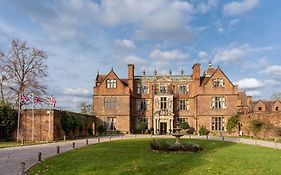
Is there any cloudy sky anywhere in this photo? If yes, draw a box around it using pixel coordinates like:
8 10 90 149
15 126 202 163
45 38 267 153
1 0 281 111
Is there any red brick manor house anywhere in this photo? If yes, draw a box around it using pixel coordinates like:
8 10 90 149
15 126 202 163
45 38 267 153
93 63 281 135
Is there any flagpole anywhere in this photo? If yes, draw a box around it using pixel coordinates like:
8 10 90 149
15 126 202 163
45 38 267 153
32 93 34 142
48 93 51 142
16 93 21 142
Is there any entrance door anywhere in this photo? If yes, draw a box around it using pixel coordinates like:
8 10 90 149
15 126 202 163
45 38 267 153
160 122 167 135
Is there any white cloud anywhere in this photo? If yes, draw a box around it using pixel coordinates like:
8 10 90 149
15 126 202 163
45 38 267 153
235 78 263 90
229 18 241 26
214 46 247 63
198 51 208 59
247 90 261 97
64 88 90 97
123 55 147 65
262 65 281 76
113 39 136 50
149 49 186 61
223 0 259 16
198 0 218 14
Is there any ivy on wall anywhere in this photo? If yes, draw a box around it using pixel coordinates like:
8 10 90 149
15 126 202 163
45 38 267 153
60 111 85 133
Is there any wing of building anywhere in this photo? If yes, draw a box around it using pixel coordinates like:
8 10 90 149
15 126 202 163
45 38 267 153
93 63 280 135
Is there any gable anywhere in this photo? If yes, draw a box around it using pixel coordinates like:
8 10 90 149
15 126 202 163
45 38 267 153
203 68 234 88
100 69 128 89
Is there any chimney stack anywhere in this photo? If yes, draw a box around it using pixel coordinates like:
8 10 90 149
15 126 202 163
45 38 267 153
128 64 134 91
192 63 201 80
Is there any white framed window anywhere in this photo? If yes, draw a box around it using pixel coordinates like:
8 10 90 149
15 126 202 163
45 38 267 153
175 117 188 123
213 78 224 87
160 84 167 93
106 79 117 88
107 117 116 131
160 97 167 109
136 99 150 111
137 84 149 94
142 85 149 94
104 97 117 109
178 99 190 111
211 96 226 109
212 117 225 131
177 84 189 94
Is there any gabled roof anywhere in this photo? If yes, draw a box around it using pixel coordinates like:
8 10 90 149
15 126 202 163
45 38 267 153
96 69 128 87
200 67 234 87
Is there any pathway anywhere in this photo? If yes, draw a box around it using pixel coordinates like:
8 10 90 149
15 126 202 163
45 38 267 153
0 135 280 175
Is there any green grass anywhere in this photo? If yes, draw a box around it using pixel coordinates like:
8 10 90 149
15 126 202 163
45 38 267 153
28 139 281 175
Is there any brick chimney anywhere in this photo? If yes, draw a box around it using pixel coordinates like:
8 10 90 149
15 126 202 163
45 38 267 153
128 64 134 91
192 63 201 80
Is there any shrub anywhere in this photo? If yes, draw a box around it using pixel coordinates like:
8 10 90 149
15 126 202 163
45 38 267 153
150 139 202 152
250 119 263 137
97 125 106 134
137 122 148 134
88 128 93 136
187 127 195 134
226 114 240 133
199 126 210 136
180 122 190 130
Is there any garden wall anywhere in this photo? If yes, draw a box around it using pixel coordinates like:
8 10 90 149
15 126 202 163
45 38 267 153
240 111 281 138
19 109 95 141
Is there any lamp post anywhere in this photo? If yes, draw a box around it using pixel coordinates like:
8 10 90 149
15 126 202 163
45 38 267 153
195 92 199 134
47 110 51 142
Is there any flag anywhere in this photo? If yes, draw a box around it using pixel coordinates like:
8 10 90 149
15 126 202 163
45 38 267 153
20 96 30 106
50 96 56 107
34 96 43 104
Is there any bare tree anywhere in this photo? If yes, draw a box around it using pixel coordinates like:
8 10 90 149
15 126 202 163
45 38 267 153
79 102 93 115
0 39 48 105
271 92 281 100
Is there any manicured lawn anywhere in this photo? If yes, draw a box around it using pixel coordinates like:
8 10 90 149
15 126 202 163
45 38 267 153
28 139 281 175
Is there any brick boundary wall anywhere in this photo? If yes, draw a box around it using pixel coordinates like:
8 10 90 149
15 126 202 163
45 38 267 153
240 111 281 138
18 109 95 141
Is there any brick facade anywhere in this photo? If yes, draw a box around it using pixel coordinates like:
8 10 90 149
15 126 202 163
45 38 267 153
93 63 245 134
19 109 95 141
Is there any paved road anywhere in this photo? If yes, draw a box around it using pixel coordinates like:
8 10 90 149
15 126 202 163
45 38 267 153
0 135 280 175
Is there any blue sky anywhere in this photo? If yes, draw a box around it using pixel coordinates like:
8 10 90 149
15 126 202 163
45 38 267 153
1 0 281 111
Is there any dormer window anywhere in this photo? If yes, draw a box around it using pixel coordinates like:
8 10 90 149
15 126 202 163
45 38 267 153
137 84 149 94
213 78 224 87
106 79 117 88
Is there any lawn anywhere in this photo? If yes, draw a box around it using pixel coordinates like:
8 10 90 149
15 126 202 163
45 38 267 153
28 139 281 175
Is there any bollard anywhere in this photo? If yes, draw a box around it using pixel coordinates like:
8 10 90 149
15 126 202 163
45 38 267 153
21 162 25 175
21 139 24 146
98 137 100 143
135 134 136 139
255 139 257 145
121 135 123 139
72 142 75 149
86 139 89 145
63 135 66 141
151 134 153 138
206 135 208 140
274 138 278 149
238 138 241 144
222 136 224 141
189 134 191 139
109 136 111 141
57 146 60 154
38 152 42 163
